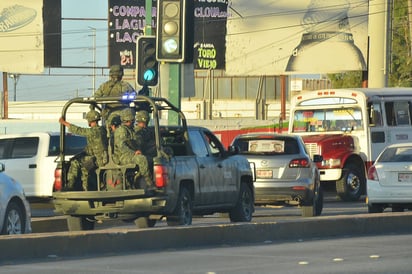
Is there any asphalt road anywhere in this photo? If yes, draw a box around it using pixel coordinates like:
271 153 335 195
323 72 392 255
3 232 412 273
30 190 369 231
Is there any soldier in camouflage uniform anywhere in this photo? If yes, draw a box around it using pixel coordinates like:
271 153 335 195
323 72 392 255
113 108 154 190
95 65 135 121
59 110 109 190
135 110 156 159
95 65 134 97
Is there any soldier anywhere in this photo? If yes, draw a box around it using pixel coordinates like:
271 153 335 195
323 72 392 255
113 108 154 191
59 110 108 190
95 65 135 122
135 110 156 158
95 65 134 98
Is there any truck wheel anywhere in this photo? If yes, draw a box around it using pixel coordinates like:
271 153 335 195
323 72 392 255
167 187 192 226
336 164 364 201
135 217 156 228
229 182 254 222
1 201 25 234
67 216 95 231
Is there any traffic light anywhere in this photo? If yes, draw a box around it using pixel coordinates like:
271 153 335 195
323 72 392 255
137 36 158 86
156 0 193 62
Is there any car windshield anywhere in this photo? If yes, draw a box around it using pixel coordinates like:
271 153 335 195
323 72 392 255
378 146 412 162
292 107 363 133
234 137 299 155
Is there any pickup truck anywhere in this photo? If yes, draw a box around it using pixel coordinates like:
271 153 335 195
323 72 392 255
53 95 255 231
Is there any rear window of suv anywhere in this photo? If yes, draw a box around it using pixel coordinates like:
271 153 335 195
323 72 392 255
49 135 86 156
234 137 299 155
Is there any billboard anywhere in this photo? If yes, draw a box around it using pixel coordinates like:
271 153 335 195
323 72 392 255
0 0 44 73
108 0 156 68
193 0 228 70
225 0 368 75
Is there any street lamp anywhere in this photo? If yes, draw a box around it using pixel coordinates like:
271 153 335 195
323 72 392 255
8 74 20 102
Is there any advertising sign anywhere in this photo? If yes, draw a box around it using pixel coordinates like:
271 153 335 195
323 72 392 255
0 0 44 73
225 0 368 75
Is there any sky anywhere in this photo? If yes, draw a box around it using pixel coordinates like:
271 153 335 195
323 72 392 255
4 0 110 102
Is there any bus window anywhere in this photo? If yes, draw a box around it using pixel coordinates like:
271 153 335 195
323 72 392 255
394 101 410 125
385 101 411 126
368 102 382 127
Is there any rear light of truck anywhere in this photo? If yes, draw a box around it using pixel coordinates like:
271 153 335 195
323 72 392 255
53 168 62 191
289 158 310 168
154 165 168 188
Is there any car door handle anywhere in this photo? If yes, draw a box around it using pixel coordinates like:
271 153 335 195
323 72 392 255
217 163 222 168
199 164 206 169
29 164 37 168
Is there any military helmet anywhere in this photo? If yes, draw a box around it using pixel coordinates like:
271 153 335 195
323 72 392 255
121 108 134 122
109 65 124 77
109 114 121 126
85 110 101 123
136 110 150 123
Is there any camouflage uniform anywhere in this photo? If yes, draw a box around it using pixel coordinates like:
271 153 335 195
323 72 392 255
113 109 153 188
95 65 135 122
67 110 108 190
135 110 156 158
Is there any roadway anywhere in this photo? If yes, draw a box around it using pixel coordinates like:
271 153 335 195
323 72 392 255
2 189 411 264
29 190 368 232
3 234 411 273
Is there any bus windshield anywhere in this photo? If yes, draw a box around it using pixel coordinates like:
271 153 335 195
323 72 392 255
292 107 363 133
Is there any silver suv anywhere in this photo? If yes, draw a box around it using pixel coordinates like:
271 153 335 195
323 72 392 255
231 133 323 217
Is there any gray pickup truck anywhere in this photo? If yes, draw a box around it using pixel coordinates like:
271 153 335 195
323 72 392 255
53 95 255 231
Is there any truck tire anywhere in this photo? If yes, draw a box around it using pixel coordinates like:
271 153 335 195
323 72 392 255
67 216 95 231
135 217 156 228
229 182 254 222
336 164 364 201
301 184 323 217
167 187 193 226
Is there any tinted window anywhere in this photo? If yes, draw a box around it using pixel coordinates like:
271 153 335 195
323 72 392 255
189 130 209 157
12 138 39 158
49 135 87 156
0 137 38 159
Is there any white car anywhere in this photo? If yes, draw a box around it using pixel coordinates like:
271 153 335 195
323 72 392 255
367 142 412 213
0 163 32 234
0 132 86 199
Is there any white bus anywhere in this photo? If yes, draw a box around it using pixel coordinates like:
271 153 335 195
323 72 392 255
288 88 412 201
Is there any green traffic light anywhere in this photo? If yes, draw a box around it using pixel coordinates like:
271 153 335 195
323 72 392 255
143 68 156 82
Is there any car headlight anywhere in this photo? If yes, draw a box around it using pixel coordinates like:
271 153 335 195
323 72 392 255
322 158 341 167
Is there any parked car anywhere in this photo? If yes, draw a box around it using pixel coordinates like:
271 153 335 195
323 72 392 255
0 162 31 235
0 132 86 199
367 142 412 213
231 133 323 217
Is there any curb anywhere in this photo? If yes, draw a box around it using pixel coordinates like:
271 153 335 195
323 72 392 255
1 212 412 263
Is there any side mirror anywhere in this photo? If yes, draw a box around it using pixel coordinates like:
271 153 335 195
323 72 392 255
313 154 323 163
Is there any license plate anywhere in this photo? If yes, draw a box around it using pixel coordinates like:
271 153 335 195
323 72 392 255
398 173 412 182
257 169 273 179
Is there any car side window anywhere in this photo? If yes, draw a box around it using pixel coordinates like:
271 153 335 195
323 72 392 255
12 137 39 158
189 131 209 157
0 139 12 159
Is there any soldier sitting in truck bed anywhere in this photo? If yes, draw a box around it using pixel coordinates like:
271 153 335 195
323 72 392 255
59 109 108 190
112 108 154 191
